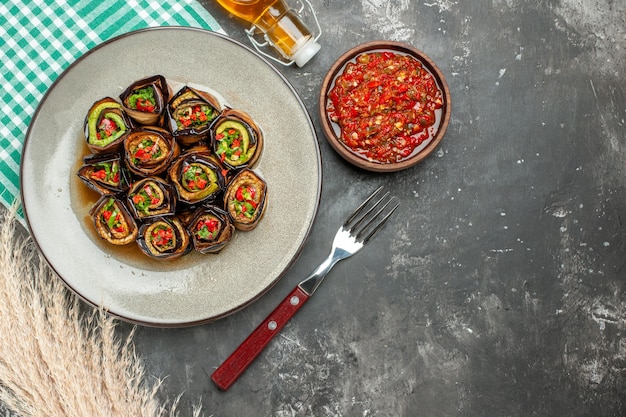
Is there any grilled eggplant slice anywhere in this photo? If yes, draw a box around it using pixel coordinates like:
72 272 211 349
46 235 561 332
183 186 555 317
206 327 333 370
212 109 264 170
168 150 225 206
77 152 130 195
187 206 234 254
90 196 138 245
224 169 267 231
84 97 133 153
119 75 170 126
136 216 191 260
167 86 221 146
126 177 176 220
124 126 180 177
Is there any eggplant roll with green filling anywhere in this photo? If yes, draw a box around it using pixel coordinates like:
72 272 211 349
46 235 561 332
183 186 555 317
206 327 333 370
212 109 264 170
126 177 176 220
84 97 133 153
136 216 191 259
119 75 170 126
167 86 221 146
182 145 232 182
124 126 180 177
90 196 138 245
224 169 267 231
187 206 234 254
77 152 131 195
168 150 225 205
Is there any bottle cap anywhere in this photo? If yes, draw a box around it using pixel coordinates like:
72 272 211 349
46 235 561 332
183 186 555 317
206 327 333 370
292 38 321 67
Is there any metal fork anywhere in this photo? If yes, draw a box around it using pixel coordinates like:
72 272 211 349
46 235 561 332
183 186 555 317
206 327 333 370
211 186 399 391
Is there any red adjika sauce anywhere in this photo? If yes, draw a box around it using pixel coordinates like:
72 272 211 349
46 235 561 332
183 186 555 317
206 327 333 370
327 51 444 163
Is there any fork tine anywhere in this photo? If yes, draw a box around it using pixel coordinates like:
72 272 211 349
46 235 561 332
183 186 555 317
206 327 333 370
349 192 390 233
358 199 399 244
344 186 399 244
343 186 384 227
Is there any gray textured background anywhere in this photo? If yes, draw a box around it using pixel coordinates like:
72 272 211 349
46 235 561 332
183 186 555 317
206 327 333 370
6 0 626 416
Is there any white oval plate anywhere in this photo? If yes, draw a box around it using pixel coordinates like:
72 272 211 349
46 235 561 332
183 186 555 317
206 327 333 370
20 27 321 327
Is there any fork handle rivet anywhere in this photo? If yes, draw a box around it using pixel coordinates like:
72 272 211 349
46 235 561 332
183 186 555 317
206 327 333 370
290 296 300 306
268 321 277 331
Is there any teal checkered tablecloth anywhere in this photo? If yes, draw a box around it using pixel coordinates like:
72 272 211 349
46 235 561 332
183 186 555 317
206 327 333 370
0 0 223 221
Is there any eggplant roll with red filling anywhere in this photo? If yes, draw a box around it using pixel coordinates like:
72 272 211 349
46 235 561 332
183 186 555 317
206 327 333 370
126 177 176 220
168 150 225 206
167 86 221 146
119 75 170 126
212 109 264 170
90 196 138 245
187 206 234 254
136 216 191 260
84 97 133 153
224 169 267 231
124 126 180 177
77 152 131 195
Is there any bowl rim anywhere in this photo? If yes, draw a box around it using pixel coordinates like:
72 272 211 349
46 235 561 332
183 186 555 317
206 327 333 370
319 40 452 172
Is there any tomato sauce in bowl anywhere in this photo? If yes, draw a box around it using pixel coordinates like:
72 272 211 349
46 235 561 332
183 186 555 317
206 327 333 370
320 41 451 172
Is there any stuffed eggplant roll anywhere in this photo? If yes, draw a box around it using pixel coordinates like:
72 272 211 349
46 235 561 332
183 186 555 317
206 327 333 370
224 169 267 231
212 109 264 170
90 196 138 245
126 177 176 220
84 97 133 153
119 75 170 126
77 152 130 195
167 86 221 146
168 151 225 205
124 126 180 177
136 216 191 260
183 145 232 182
187 206 234 254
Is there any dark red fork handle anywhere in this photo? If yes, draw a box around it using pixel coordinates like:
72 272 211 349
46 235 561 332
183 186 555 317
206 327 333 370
211 285 311 391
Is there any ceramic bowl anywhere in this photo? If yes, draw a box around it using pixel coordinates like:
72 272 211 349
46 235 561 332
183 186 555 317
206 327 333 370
319 41 451 172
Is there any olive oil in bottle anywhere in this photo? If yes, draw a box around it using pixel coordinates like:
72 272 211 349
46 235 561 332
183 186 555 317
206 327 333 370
215 0 321 67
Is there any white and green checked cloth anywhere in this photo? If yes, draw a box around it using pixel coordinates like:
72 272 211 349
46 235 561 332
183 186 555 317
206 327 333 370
0 0 223 220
